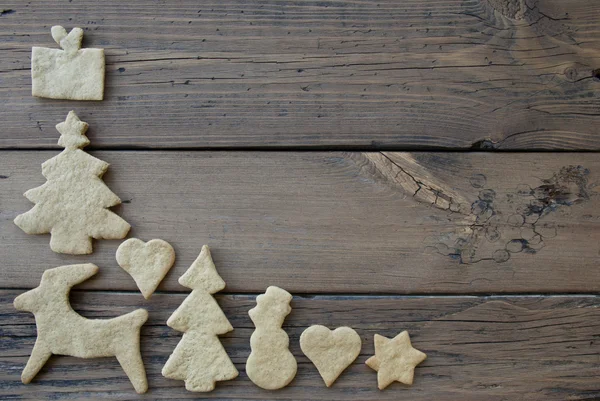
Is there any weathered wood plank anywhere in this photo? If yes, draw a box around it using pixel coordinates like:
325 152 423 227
1 151 599 293
1 291 599 400
0 0 599 149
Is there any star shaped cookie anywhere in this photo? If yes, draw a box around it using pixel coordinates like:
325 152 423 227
56 110 90 148
365 331 427 389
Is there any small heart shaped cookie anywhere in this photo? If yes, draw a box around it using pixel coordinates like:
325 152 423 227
116 238 175 299
300 325 361 387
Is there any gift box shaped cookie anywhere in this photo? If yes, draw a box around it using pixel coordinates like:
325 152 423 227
31 26 105 100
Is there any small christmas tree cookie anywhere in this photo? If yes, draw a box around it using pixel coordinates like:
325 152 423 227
14 111 130 254
162 245 238 392
32 26 105 100
13 264 148 393
246 286 297 390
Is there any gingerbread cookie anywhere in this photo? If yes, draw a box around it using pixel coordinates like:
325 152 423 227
366 331 427 389
116 238 176 299
300 325 361 387
14 111 130 254
246 286 297 390
162 246 238 391
32 26 105 100
13 264 148 393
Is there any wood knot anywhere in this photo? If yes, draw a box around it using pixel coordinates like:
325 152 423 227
564 66 578 82
486 0 526 20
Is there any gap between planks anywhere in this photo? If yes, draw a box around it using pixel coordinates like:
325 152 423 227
3 147 600 152
4 288 600 298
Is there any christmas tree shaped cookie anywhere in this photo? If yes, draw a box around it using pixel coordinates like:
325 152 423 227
13 263 148 393
14 111 130 254
246 286 297 390
32 26 105 100
162 245 238 392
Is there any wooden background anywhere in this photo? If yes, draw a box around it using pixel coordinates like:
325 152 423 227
1 0 599 400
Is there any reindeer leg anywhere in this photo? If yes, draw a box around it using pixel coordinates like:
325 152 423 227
22 340 52 384
115 348 148 394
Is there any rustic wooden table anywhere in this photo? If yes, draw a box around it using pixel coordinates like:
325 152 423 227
1 1 599 400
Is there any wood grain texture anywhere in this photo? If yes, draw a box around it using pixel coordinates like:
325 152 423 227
0 0 599 149
2 151 599 293
1 291 599 400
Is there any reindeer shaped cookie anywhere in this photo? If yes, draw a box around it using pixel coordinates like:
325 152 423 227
13 264 148 393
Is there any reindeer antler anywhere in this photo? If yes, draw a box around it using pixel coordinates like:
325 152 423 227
41 263 99 287
51 26 83 53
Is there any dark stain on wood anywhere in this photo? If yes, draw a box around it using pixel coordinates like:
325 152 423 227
525 165 591 214
427 165 593 264
485 0 525 20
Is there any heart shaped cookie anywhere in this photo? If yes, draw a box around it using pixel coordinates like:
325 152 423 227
116 238 175 299
300 325 361 387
